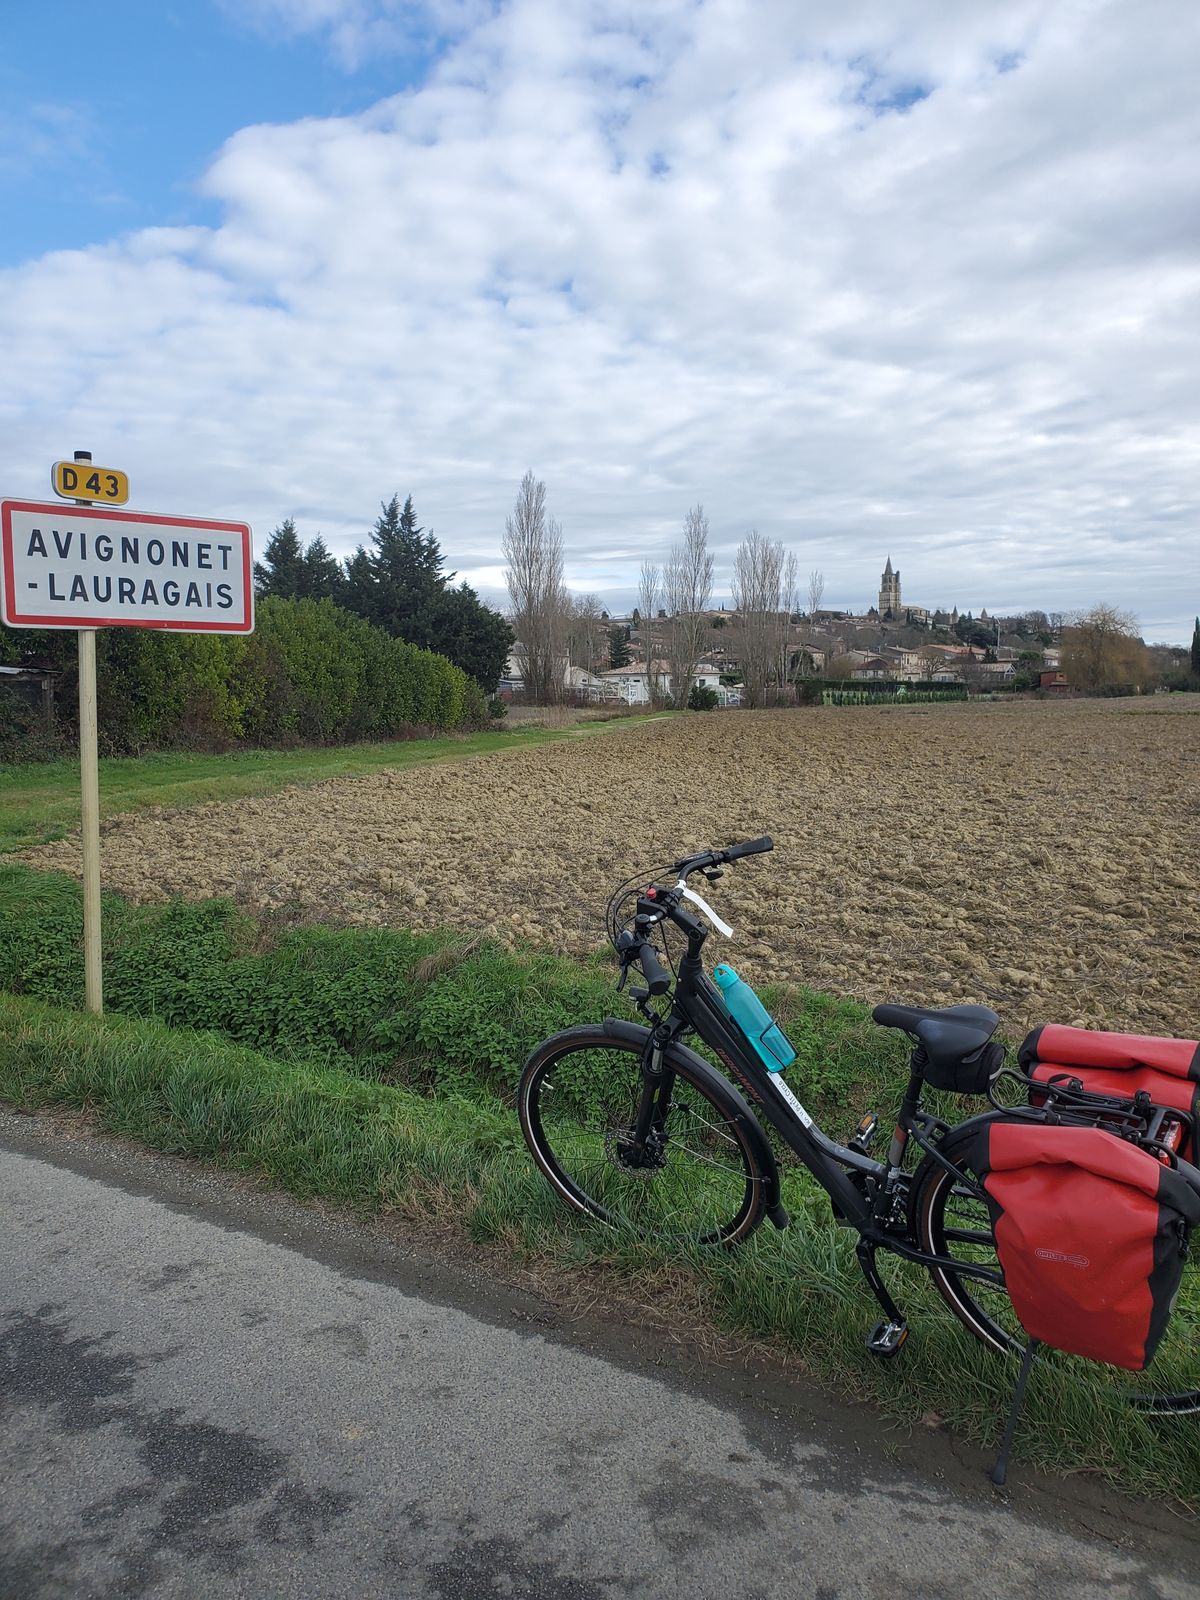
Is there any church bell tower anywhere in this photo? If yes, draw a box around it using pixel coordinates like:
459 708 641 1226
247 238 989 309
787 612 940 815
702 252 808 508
879 557 901 618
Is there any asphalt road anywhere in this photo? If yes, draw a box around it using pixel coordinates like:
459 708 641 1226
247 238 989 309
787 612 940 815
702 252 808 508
1 1110 1197 1599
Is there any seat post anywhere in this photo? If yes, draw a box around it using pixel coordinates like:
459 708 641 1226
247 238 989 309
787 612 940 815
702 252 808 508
887 1046 928 1167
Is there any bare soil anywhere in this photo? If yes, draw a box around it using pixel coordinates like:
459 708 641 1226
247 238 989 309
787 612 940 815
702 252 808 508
23 697 1200 1040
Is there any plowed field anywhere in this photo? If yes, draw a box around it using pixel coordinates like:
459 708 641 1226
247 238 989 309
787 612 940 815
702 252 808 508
23 698 1200 1039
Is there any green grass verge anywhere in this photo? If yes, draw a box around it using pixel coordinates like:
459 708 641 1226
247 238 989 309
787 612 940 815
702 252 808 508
0 716 664 854
2 989 1196 1505
0 863 902 1122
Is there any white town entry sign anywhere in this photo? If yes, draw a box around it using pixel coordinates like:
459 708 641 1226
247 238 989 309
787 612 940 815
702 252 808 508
1 500 254 633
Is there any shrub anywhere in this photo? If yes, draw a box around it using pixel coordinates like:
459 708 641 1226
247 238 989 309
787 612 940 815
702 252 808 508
2 598 480 755
687 684 719 711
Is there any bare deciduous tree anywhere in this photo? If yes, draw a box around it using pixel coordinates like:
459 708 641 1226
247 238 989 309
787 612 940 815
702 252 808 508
732 530 785 709
807 568 825 621
664 505 714 706
825 652 854 681
637 561 668 707
916 644 945 681
503 471 567 704
778 550 799 697
566 592 605 681
1061 604 1150 693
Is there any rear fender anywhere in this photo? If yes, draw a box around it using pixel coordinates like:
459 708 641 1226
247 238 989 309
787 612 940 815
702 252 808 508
602 1017 787 1227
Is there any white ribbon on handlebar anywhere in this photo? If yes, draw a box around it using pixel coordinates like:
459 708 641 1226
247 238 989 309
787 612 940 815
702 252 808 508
676 881 733 938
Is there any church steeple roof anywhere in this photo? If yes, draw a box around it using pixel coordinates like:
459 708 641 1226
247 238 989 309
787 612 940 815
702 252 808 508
883 556 893 575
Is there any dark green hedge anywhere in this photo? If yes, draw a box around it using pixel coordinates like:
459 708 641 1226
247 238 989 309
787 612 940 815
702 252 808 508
2 597 488 756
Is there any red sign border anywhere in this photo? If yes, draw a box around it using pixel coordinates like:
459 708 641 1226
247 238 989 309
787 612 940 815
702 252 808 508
1 500 254 632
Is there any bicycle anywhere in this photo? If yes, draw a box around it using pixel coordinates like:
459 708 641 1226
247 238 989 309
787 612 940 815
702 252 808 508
517 836 1200 1434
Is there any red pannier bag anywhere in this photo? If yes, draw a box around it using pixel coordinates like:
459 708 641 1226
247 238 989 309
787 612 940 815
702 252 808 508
968 1121 1200 1369
1019 1025 1200 1158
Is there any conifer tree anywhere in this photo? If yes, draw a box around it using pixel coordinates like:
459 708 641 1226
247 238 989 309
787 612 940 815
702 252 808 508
254 519 305 597
298 536 344 602
1191 616 1200 678
432 582 514 692
366 494 446 646
607 623 631 668
341 493 512 692
341 546 374 618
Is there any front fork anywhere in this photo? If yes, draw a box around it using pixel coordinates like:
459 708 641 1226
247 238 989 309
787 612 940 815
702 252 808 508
631 1029 675 1151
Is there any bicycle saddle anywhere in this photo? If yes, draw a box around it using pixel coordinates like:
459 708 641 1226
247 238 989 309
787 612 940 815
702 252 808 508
872 1002 1000 1078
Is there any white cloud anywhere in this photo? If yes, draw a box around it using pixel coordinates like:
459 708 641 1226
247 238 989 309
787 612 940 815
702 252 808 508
2 0 1199 637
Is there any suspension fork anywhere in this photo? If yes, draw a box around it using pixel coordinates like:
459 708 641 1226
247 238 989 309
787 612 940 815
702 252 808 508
631 1027 675 1147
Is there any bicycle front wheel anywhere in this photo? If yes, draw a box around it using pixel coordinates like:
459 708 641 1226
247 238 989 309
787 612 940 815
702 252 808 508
911 1121 1200 1415
518 1026 767 1246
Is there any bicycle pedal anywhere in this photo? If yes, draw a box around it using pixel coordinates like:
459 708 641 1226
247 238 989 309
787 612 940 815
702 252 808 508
848 1112 880 1154
866 1319 908 1359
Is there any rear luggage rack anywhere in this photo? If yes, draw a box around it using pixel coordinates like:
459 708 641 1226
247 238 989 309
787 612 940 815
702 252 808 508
988 1067 1194 1159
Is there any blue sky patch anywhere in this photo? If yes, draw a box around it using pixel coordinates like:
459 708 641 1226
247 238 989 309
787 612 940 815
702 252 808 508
0 0 437 266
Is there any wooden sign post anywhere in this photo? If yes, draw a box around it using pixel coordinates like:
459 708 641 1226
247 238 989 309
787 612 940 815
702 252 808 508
1 457 254 1015
78 626 103 1012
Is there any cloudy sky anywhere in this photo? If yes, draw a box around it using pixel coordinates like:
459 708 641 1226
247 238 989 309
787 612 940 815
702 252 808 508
2 0 1197 639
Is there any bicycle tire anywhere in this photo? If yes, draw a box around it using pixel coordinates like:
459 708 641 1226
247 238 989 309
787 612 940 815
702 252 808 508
911 1120 1200 1415
518 1024 768 1246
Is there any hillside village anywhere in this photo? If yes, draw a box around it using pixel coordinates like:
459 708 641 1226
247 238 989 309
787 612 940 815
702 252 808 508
501 557 1079 705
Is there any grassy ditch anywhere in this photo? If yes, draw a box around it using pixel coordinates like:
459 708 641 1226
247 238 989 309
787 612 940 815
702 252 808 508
0 863 898 1119
0 715 665 854
1 988 1198 1505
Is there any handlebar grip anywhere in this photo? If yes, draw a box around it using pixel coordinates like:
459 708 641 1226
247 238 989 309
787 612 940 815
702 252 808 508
723 836 773 861
638 943 672 996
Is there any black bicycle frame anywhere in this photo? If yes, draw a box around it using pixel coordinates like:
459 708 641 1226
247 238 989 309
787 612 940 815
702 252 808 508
670 947 881 1228
630 892 1004 1287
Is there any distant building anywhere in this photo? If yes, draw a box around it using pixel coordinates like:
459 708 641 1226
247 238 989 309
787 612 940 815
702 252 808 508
1038 669 1071 694
599 661 723 705
878 557 902 618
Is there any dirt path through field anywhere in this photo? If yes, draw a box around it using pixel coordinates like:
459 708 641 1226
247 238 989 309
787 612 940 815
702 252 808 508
22 698 1200 1039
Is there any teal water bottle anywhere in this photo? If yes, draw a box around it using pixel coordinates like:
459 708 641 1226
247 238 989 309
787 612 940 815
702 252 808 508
712 964 796 1072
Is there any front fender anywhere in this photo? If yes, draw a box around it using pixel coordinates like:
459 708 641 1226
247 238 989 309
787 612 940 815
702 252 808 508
602 1017 788 1227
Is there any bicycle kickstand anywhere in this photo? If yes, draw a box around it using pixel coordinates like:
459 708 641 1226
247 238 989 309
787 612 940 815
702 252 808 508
990 1338 1040 1489
856 1239 909 1358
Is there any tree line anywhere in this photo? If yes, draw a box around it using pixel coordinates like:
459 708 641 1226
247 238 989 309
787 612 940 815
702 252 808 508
254 495 513 694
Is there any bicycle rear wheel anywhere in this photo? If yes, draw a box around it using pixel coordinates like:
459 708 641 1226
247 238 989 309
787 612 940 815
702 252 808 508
911 1121 1200 1414
518 1026 767 1246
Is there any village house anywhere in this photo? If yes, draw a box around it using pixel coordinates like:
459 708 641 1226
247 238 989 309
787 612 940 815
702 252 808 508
850 655 891 681
599 660 724 705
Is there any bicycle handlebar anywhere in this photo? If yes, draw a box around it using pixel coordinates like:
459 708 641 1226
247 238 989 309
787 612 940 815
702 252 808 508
671 835 773 877
638 943 672 996
722 835 773 862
